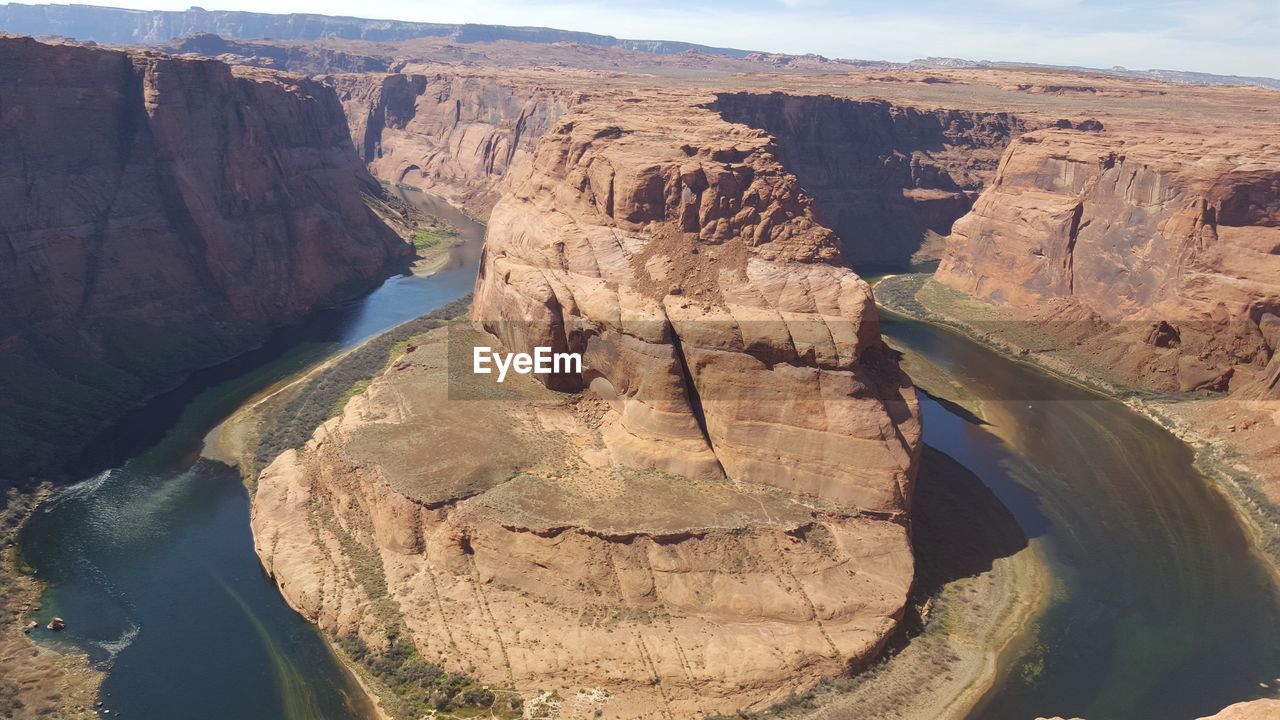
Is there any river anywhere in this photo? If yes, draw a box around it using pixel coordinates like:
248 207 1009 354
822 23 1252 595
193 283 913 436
881 310 1280 720
17 198 1280 720
19 190 483 720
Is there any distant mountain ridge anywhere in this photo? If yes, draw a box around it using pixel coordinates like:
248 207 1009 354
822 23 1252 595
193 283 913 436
0 2 754 56
1 4 1275 88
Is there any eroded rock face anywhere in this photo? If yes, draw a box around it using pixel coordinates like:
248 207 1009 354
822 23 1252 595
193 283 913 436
255 323 916 718
714 92 1028 268
474 98 921 513
255 96 920 717
936 127 1280 398
0 37 406 479
327 70 580 214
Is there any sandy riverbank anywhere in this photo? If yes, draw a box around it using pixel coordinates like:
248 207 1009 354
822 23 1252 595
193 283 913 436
875 272 1280 589
0 487 102 720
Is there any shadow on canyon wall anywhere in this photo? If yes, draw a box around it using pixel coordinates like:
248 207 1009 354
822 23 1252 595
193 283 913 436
712 92 1025 270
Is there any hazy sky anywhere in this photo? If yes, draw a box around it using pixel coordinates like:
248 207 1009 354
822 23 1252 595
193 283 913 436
85 0 1279 76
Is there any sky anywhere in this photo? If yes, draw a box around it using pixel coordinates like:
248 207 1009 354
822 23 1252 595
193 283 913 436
62 0 1280 76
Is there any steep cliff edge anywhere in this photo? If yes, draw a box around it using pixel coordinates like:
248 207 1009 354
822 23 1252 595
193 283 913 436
474 98 920 506
327 69 580 214
329 81 1028 264
714 92 1028 268
930 112 1280 517
937 126 1280 397
0 37 406 482
254 96 920 718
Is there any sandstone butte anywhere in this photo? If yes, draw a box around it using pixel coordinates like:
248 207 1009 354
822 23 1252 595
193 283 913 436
0 36 407 481
229 37 1280 718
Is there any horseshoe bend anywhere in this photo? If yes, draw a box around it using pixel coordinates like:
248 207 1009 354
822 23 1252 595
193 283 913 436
253 90 923 718
1 5 1280 720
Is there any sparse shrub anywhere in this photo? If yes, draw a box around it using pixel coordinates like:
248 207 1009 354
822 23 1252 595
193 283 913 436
250 296 471 476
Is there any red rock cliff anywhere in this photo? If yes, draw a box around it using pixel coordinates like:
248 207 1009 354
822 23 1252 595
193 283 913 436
326 68 580 214
254 91 922 718
936 126 1280 397
0 37 406 480
474 96 922 512
714 92 1028 268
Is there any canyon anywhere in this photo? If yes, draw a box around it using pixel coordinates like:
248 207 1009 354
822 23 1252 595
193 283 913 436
0 37 408 482
254 89 924 718
929 90 1280 522
2 12 1280 720
245 42 1280 717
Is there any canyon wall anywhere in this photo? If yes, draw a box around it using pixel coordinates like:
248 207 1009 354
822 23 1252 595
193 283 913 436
935 127 1280 398
0 37 406 481
714 92 1028 268
163 33 391 75
326 70 580 214
254 94 921 717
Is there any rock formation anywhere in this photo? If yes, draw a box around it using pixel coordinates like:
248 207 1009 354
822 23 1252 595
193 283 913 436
0 37 406 481
254 94 921 717
185 33 1277 717
931 107 1280 506
473 97 920 505
936 126 1280 397
326 68 580 214
1199 699 1280 719
714 92 1028 267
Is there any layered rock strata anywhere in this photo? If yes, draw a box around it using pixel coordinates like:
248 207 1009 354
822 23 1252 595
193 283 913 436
255 97 921 717
473 99 921 508
327 69 580 214
937 127 1280 398
714 92 1028 267
0 37 406 480
932 119 1280 506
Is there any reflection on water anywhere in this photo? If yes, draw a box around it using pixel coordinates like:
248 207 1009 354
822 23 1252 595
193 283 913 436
883 310 1280 720
20 190 483 720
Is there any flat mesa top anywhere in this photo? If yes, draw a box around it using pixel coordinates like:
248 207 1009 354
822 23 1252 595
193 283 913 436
339 324 832 535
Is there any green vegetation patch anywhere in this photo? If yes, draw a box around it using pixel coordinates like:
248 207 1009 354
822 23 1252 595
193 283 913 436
412 229 450 251
336 635 520 718
328 379 371 419
250 295 472 478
